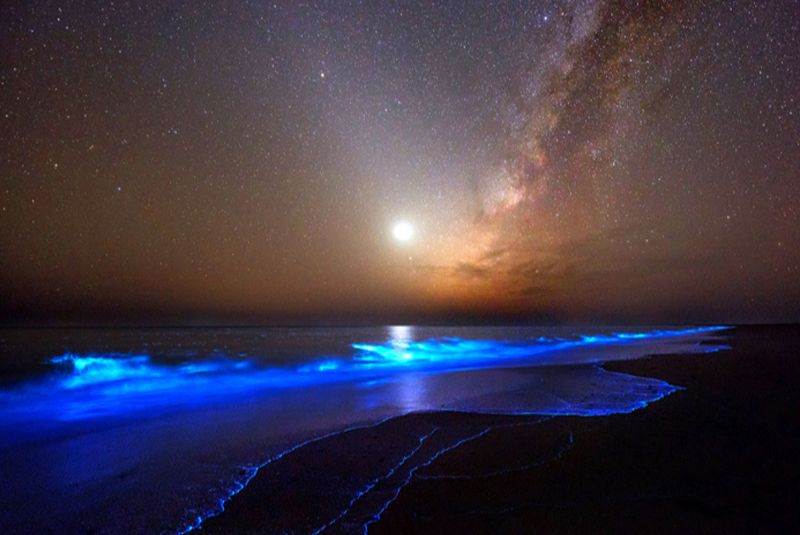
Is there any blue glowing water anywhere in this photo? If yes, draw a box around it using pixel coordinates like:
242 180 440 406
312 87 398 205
0 325 728 533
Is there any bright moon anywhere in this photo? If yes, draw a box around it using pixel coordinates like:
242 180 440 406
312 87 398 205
392 221 414 242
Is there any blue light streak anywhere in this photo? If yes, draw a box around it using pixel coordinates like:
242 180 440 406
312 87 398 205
309 426 439 535
361 425 497 534
0 326 730 425
175 416 400 535
351 326 728 370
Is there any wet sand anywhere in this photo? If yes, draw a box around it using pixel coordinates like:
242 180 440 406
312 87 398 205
201 325 800 534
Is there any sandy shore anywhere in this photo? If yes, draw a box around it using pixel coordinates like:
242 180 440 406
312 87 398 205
201 325 800 534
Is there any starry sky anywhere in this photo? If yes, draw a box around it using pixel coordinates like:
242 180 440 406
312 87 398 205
1 1 799 325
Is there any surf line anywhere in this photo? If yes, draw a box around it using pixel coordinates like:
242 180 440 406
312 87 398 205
176 415 401 534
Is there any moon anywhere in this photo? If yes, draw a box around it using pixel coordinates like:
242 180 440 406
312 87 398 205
392 220 414 242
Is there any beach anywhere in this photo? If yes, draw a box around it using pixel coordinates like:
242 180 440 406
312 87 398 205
0 325 795 533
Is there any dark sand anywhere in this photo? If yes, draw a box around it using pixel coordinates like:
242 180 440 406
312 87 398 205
201 325 800 534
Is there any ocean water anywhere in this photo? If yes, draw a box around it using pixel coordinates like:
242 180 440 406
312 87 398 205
0 325 729 533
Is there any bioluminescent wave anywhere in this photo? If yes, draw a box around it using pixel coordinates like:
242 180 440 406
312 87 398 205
0 325 728 425
350 326 728 368
0 326 729 534
49 352 252 388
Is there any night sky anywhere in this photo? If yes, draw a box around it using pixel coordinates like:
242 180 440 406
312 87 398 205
1 1 798 325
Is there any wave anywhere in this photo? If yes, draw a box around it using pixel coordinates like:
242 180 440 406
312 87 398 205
0 326 729 425
49 352 250 389
37 326 728 391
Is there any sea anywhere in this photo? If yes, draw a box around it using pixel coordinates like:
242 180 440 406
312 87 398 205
0 325 729 533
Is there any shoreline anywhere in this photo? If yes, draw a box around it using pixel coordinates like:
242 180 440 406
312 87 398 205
197 325 800 533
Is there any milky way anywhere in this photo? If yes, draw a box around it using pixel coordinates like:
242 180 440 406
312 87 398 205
1 1 798 323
